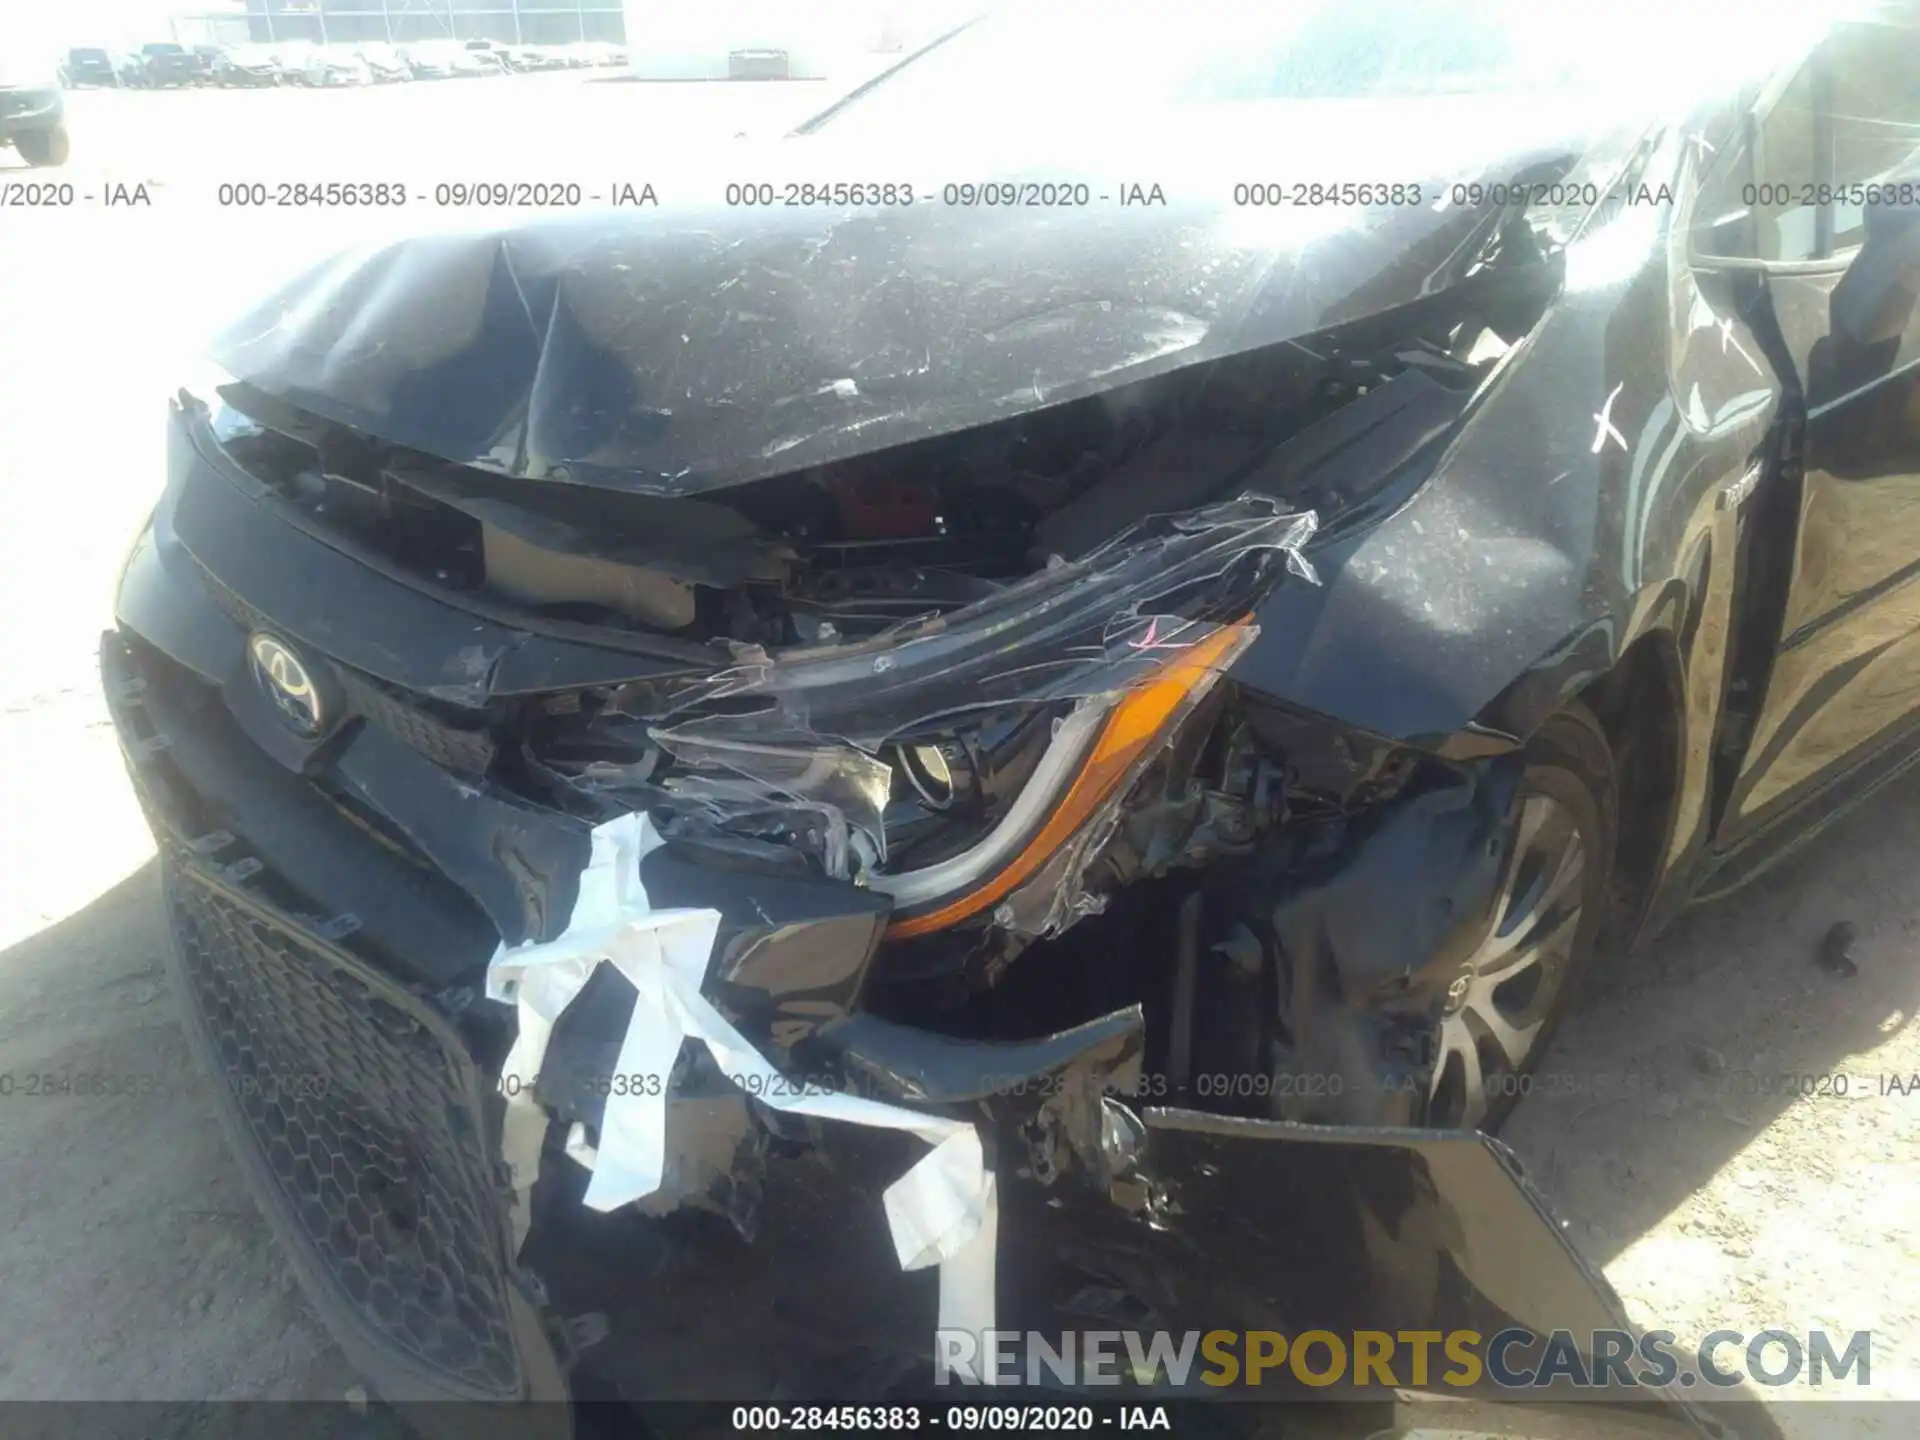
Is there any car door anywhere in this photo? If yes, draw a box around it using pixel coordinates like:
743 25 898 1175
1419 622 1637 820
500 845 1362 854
1692 10 1920 849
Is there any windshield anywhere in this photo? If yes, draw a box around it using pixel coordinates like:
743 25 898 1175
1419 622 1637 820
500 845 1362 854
144 43 187 57
800 0 1710 134
70 48 110 62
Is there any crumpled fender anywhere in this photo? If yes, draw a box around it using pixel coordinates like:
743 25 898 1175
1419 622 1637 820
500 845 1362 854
1232 102 1780 758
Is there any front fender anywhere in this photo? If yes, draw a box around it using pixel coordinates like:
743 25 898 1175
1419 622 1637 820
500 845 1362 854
1231 155 1774 761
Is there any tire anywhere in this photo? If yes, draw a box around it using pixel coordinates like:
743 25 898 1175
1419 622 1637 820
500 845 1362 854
1419 702 1616 1131
16 125 71 168
1188 700 1616 1135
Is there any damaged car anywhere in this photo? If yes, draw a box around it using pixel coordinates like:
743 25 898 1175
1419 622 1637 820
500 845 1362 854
102 0 1920 1425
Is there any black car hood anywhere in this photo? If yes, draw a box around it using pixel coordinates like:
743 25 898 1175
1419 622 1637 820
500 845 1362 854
211 103 1632 497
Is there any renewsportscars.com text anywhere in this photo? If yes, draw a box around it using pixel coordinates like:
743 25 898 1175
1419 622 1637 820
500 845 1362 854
935 1327 1871 1392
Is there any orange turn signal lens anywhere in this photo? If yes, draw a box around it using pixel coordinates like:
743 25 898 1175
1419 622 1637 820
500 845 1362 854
884 622 1249 939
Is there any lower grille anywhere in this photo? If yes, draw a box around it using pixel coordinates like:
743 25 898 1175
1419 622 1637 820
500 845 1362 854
164 857 525 1397
336 666 497 775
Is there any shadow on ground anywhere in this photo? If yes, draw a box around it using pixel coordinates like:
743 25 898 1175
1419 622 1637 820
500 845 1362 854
0 862 364 1426
1505 767 1920 1267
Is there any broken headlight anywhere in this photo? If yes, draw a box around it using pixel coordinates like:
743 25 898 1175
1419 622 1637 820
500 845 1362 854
871 624 1248 936
879 703 1066 869
539 497 1313 924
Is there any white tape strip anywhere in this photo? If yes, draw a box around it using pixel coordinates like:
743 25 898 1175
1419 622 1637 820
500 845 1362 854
485 813 998 1367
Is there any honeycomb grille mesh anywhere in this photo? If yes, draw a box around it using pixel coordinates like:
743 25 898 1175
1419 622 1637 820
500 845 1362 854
335 667 497 775
165 862 524 1396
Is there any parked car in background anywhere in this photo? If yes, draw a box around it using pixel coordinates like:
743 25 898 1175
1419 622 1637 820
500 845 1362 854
457 39 518 72
402 41 495 78
302 45 373 87
214 44 284 87
62 47 130 87
269 40 317 82
0 47 68 165
354 43 413 82
398 42 457 79
134 42 203 87
727 47 792 79
191 44 225 79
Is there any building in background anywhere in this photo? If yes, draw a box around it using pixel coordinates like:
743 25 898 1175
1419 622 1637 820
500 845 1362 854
170 7 253 43
620 0 977 80
242 0 624 46
52 1 250 49
53 0 973 70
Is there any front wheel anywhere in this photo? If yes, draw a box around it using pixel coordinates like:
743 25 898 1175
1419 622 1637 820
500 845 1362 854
16 125 71 168
1187 701 1616 1135
1417 704 1615 1130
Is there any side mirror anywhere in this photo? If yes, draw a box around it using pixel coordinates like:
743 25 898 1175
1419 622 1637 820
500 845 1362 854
1832 193 1920 347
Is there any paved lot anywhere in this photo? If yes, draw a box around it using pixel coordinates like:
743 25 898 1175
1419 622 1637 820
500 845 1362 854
0 76 1915 1432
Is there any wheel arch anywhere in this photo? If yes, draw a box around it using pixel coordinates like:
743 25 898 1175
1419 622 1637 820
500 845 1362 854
1574 626 1687 952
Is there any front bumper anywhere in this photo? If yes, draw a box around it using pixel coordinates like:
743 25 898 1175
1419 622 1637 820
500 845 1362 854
106 636 569 1409
0 87 63 140
103 412 1717 1428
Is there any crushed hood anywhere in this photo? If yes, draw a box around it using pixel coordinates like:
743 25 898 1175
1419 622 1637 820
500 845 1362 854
211 105 1626 496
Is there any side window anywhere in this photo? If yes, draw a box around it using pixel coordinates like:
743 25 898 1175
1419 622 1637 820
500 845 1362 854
1690 65 1817 262
1752 62 1820 262
1825 20 1920 252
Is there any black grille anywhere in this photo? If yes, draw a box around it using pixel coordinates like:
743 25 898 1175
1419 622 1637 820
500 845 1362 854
191 553 496 775
335 667 497 775
165 859 524 1397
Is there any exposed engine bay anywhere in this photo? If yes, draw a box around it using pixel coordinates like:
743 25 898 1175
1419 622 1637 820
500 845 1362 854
169 214 1563 1162
213 305 1514 648
196 209 1547 917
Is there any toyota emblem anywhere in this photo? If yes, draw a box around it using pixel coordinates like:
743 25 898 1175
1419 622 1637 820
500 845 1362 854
247 632 329 738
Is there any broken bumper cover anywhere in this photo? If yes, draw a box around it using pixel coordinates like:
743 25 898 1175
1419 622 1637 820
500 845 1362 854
103 446 1706 1430
104 633 1704 1429
158 847 569 1408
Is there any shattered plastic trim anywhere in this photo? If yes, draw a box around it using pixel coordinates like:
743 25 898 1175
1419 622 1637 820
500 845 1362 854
626 497 1317 882
486 813 1000 1369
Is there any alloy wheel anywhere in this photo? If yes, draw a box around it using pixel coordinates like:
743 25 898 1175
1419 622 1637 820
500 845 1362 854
1426 791 1589 1130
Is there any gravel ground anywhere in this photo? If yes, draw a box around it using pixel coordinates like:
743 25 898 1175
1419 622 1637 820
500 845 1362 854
0 75 1914 1436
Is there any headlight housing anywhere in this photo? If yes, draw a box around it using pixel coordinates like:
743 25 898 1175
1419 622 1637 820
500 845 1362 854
541 493 1311 933
873 624 1249 936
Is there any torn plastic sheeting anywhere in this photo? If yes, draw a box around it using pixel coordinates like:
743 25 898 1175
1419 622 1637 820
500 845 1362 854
645 618 1249 888
655 776 874 882
485 811 1000 1363
879 620 1258 939
571 498 1318 881
649 731 896 867
619 495 1319 749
